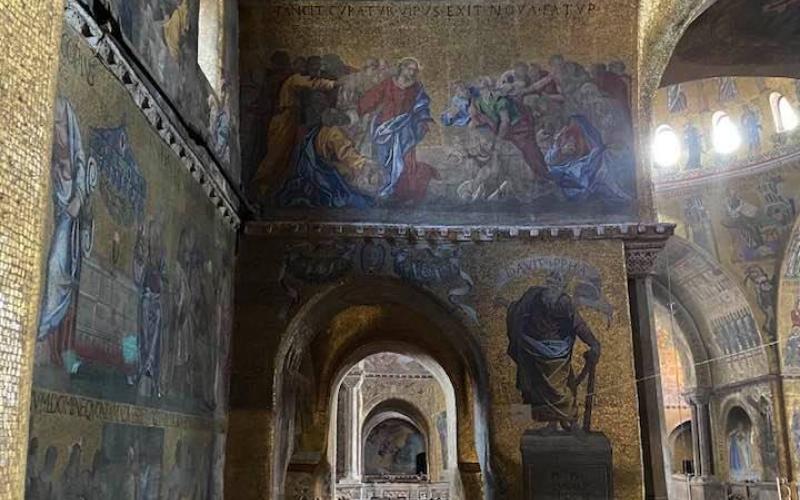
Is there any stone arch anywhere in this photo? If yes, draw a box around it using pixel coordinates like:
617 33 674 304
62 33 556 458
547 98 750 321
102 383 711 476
361 399 433 478
652 279 711 390
325 342 460 481
270 276 495 500
362 400 430 442
720 401 759 481
655 236 770 385
668 420 694 475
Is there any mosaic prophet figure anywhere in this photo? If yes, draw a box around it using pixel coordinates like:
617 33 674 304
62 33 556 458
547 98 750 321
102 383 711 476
506 272 601 430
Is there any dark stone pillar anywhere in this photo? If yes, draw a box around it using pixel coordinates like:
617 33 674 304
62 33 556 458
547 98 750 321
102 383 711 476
626 240 670 500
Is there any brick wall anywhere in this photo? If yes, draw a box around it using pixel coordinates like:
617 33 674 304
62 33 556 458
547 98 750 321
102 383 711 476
0 1 65 498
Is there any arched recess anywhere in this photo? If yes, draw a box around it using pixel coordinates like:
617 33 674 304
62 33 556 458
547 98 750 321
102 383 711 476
270 276 494 500
363 416 427 477
721 403 759 482
361 400 432 478
655 236 770 386
668 421 695 475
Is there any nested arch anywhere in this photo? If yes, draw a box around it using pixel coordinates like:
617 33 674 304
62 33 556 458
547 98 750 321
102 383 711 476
655 236 769 385
270 276 495 499
361 399 432 477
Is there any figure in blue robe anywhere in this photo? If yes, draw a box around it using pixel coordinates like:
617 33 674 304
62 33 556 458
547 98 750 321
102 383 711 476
38 97 95 371
728 425 752 480
683 123 703 170
544 115 632 202
277 126 374 209
441 83 478 127
742 107 762 155
358 65 436 202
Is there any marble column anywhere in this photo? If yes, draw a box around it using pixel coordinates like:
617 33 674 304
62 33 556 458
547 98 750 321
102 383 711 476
341 371 364 482
687 396 702 475
689 390 714 478
686 390 724 500
625 238 672 500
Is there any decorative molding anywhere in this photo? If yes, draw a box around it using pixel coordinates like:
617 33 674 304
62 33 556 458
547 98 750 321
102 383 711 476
625 240 668 277
64 0 241 229
30 388 225 431
246 221 675 244
652 147 800 194
364 373 435 380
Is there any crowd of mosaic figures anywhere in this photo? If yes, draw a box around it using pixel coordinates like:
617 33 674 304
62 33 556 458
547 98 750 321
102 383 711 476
25 435 217 500
245 51 636 209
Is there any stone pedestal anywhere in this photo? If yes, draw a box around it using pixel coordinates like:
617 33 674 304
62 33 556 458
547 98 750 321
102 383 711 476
521 430 613 500
691 476 722 500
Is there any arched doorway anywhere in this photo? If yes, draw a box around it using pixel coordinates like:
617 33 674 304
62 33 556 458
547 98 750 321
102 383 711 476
269 277 494 500
330 351 459 499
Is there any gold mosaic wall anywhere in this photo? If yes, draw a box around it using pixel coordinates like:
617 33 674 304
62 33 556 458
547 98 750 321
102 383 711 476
239 0 647 225
22 19 237 500
0 1 65 498
654 76 800 487
230 234 643 499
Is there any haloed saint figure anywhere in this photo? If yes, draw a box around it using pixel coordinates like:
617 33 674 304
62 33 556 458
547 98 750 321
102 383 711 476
506 272 601 431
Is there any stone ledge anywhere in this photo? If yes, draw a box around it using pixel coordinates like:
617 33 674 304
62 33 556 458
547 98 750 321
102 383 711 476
244 220 675 243
64 0 241 230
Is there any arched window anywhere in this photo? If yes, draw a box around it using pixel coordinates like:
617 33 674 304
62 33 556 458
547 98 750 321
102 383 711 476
652 125 681 168
770 92 799 133
198 0 223 95
711 111 741 154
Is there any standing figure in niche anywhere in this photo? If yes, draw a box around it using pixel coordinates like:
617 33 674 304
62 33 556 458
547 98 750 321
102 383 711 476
37 97 96 372
718 77 739 103
28 446 59 500
358 57 437 204
724 190 765 251
131 218 167 397
62 443 87 500
783 297 800 367
683 196 718 258
742 106 762 156
743 265 776 337
793 406 800 463
169 226 199 395
683 123 703 170
667 84 688 114
251 56 337 197
728 422 753 480
506 271 601 431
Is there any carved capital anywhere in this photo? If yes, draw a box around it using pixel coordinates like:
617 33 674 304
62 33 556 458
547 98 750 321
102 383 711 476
684 388 712 406
625 244 660 277
625 235 672 278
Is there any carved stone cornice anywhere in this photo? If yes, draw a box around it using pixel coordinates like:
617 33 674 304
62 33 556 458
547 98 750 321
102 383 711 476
245 220 676 244
625 240 669 277
64 0 241 229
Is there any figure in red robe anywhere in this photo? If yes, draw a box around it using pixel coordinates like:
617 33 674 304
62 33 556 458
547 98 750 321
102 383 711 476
357 58 436 204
